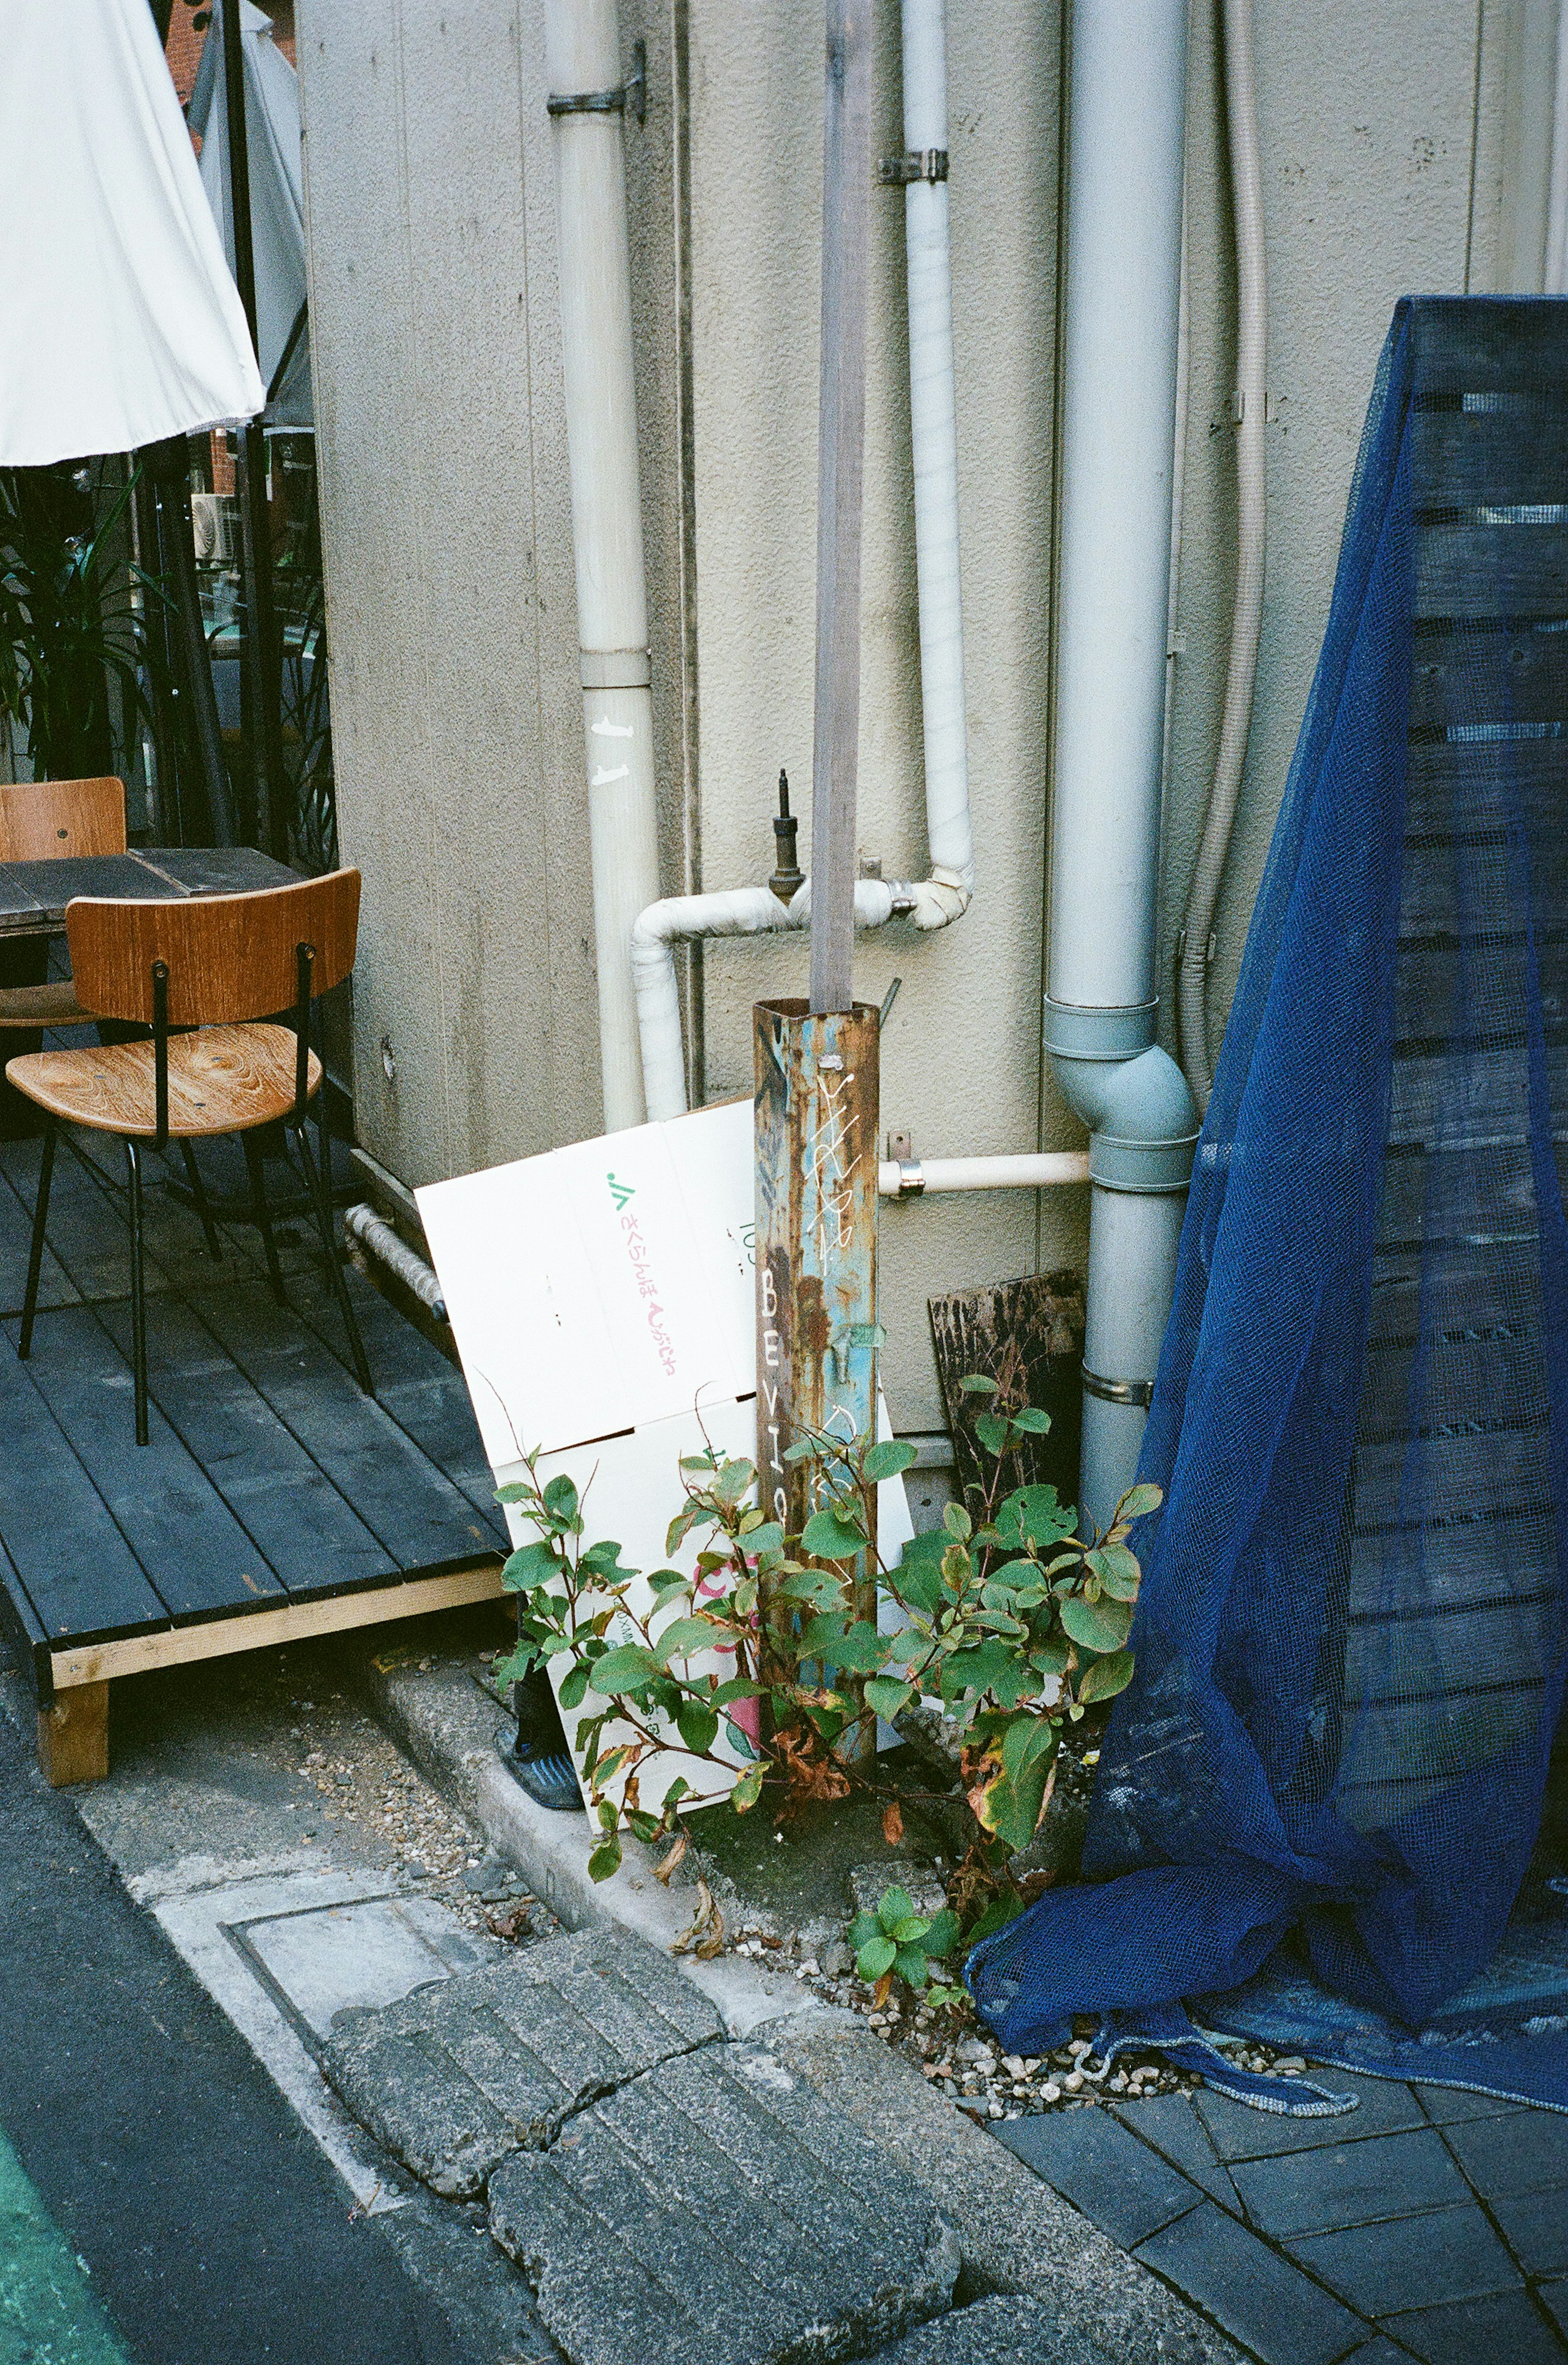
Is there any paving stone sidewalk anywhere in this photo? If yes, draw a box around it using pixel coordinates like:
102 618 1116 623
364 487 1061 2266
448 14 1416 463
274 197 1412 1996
997 2072 1568 2365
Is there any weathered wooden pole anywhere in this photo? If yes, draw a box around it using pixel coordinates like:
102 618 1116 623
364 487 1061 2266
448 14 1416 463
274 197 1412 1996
755 0 878 1757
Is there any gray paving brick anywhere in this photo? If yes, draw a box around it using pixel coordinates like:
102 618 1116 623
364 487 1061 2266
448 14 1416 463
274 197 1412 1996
1442 2106 1568 2198
1285 2200 1519 2317
855 2295 1102 2365
1193 2074 1423 2163
1134 2199 1365 2365
1227 2127 1470 2239
996 2106 1202 2247
1540 2278 1568 2342
1379 2288 1568 2365
1413 2084 1518 2126
1491 2188 1568 2278
489 2041 960 2365
320 1924 724 2197
1113 2094 1242 2205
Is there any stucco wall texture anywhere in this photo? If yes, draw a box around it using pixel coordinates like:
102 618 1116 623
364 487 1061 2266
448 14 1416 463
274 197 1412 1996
296 1 1513 1436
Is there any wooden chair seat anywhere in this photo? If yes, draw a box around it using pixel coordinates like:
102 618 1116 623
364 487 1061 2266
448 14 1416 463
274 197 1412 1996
0 982 94 1030
6 1025 321 1138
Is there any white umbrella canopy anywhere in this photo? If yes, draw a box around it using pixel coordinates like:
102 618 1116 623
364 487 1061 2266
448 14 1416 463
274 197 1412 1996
189 0 313 426
0 0 263 468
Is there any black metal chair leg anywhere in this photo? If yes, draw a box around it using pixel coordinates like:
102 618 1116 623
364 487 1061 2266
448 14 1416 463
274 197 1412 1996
292 1120 373 1396
18 1116 57 1361
126 1139 149 1446
179 1142 225 1262
241 1131 287 1305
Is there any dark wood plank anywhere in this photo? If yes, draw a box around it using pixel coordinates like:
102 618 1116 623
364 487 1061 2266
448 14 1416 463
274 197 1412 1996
93 1287 399 1601
0 868 49 938
0 1322 169 1644
1411 621 1568 731
1414 408 1568 508
928 1270 1084 1518
0 1132 181 1303
288 1261 505 1536
0 1142 78 1318
135 846 298 896
188 1279 502 1583
13 1301 288 1621
0 1532 50 1692
1415 520 1568 620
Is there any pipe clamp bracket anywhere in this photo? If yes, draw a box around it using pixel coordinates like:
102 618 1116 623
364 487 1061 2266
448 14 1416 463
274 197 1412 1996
1081 1365 1154 1409
878 149 949 185
548 40 646 126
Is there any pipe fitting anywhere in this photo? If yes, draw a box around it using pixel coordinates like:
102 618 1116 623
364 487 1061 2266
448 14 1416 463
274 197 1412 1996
1049 1031 1198 1194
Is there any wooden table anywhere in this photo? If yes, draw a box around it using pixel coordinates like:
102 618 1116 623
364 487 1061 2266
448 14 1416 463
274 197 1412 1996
0 845 297 939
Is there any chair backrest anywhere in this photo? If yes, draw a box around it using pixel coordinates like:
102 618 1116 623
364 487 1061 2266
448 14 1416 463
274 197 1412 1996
0 777 127 862
64 868 361 1028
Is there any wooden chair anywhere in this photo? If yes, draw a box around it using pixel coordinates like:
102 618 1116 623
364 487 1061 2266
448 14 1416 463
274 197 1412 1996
5 869 373 1444
0 777 128 1033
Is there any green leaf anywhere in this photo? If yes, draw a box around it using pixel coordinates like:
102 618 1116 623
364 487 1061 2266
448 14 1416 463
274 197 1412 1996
973 1412 1009 1456
965 1891 1025 1949
666 1500 704 1556
557 1661 590 1710
801 1508 867 1561
958 1374 1000 1395
893 1945 931 1988
742 1521 785 1559
846 1910 881 1949
863 1675 915 1722
891 1552 942 1619
825 1621 887 1673
1010 1406 1052 1434
730 1762 765 1813
1029 1636 1070 1679
1059 1593 1134 1655
713 1457 756 1505
587 1834 622 1882
625 1809 660 1843
877 1885 916 1933
994 1484 1074 1552
709 1677 763 1709
977 1719 1058 1852
888 1915 932 1944
1076 1647 1135 1704
655 1615 724 1664
943 1501 973 1542
501 1539 558 1591
587 1644 661 1693
648 1567 688 1595
725 1717 761 1762
675 1701 719 1755
495 1480 531 1503
1085 1541 1141 1600
855 1932 897 1980
863 1437 918 1481
923 1908 960 1960
541 1473 579 1525
1112 1482 1163 1524
801 1611 850 1652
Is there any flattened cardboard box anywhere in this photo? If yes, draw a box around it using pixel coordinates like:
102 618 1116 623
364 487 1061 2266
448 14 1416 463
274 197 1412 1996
419 1099 911 1820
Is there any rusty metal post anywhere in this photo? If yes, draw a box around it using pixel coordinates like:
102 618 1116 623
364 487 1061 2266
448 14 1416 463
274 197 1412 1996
755 998 880 1756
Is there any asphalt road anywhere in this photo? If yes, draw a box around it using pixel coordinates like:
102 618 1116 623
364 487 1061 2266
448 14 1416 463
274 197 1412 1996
0 1705 465 2365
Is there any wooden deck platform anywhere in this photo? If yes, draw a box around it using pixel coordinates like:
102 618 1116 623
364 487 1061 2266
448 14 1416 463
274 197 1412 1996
0 1125 508 1782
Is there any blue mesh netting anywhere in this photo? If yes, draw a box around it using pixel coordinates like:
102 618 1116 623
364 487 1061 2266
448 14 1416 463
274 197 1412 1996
968 297 1568 2111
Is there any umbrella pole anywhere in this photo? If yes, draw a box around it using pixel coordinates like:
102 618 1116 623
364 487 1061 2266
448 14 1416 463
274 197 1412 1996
220 0 287 860
145 438 236 846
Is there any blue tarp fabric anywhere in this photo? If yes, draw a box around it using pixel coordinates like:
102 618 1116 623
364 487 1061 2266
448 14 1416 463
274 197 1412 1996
969 298 1568 2111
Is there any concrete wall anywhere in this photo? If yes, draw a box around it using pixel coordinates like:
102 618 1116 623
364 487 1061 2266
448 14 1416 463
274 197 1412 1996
297 0 1528 1440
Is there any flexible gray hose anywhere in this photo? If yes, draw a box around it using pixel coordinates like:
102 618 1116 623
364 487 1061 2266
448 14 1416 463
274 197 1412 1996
1178 0 1266 1112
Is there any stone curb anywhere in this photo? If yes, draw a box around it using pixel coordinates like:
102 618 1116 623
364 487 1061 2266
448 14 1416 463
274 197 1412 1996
358 1652 828 2040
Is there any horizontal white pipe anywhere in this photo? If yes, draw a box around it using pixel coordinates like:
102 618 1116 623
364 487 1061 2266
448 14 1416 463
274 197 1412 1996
631 878 898 1121
343 1203 448 1320
878 1151 1090 1195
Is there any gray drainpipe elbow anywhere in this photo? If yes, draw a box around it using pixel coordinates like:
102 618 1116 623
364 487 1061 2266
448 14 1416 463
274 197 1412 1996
1044 1000 1200 1193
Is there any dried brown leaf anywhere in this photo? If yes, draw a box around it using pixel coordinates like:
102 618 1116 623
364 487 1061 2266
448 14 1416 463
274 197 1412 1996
881 1799 904 1847
653 1829 689 1886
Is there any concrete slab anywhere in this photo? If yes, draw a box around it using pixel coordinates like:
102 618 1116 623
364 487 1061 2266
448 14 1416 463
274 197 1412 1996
855 2294 1097 2364
321 1924 726 2198
1379 2287 1568 2365
1110 2093 1241 2207
488 2040 960 2365
1225 2125 1471 2240
996 2106 1203 2247
764 2013 1245 2362
236 1891 498 2037
1285 2198 1520 2316
1134 2201 1365 2365
1193 2072 1426 2162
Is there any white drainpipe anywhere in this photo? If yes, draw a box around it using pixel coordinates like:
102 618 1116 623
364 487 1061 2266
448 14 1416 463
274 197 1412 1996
1046 0 1199 1530
546 0 660 1132
630 0 971 1123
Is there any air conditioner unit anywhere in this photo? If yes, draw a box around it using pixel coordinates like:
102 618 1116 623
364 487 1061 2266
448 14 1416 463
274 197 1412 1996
189 491 239 568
